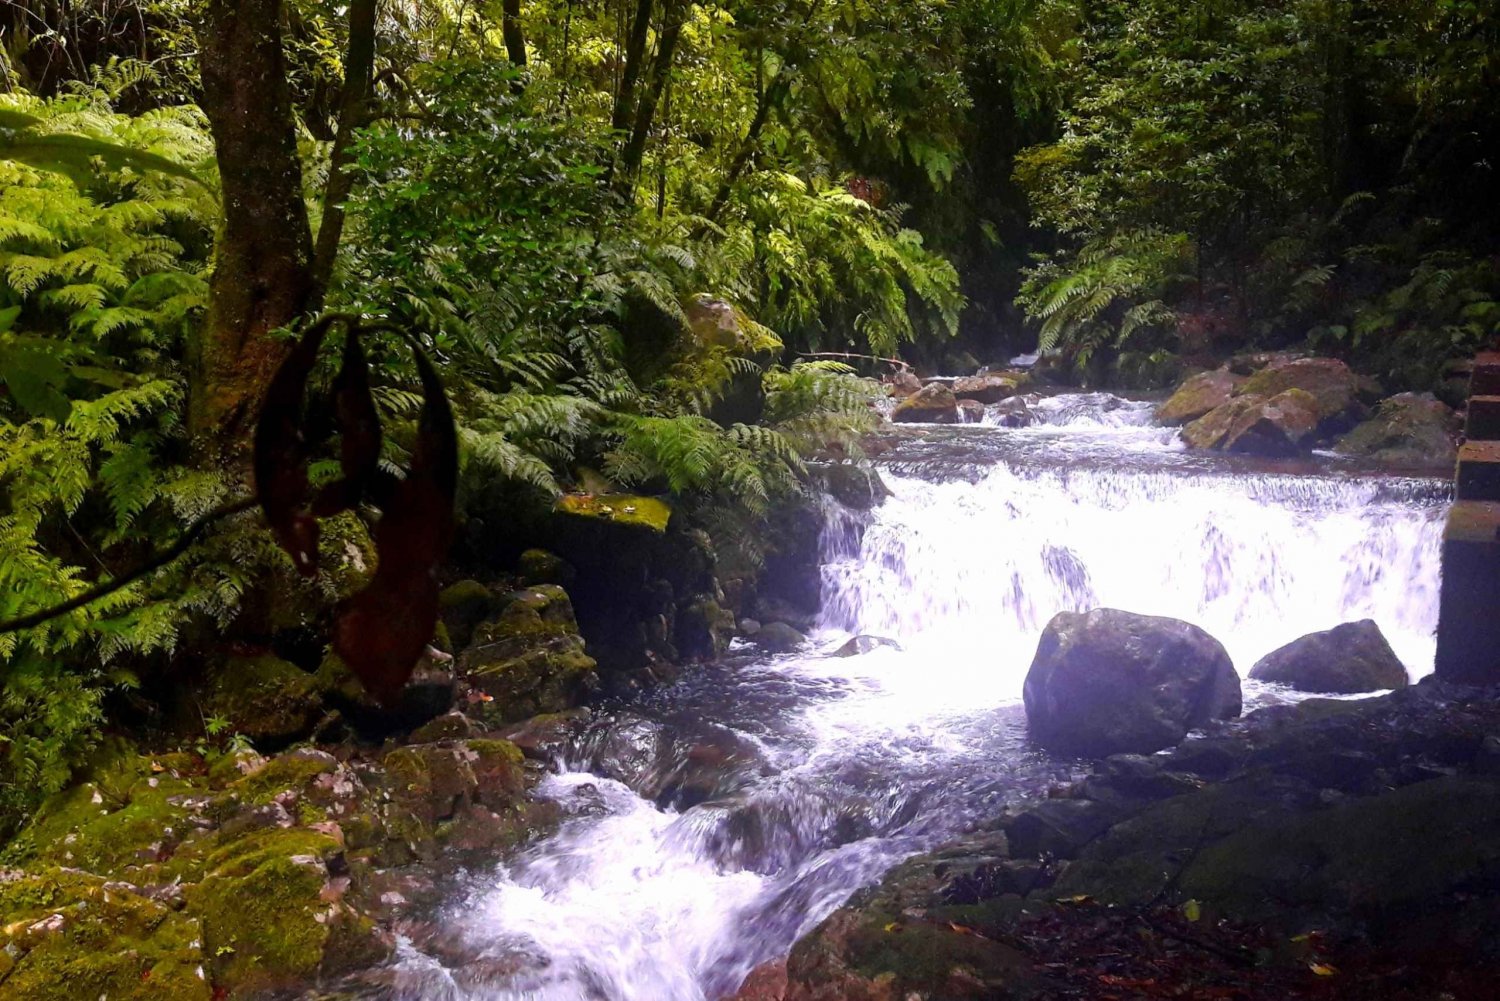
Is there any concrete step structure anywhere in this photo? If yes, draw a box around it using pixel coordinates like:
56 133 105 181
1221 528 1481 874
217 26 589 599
1456 441 1500 502
1468 395 1500 442
1436 501 1500 683
1437 345 1500 683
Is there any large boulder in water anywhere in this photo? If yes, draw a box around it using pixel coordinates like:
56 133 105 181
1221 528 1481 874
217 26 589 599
1249 620 1410 693
890 383 959 423
1335 392 1460 469
1235 357 1368 432
1156 369 1244 425
1222 388 1321 456
953 370 1027 404
1023 608 1242 756
1180 389 1320 455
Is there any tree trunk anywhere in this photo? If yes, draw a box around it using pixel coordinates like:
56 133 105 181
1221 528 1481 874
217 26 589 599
502 0 528 67
615 0 685 196
611 0 654 133
311 0 378 304
193 0 315 459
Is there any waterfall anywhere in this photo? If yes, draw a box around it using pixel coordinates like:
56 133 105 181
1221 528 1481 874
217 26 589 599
372 393 1448 1001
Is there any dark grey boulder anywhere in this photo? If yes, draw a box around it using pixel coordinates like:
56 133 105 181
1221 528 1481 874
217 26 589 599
1249 619 1409 693
756 621 807 653
1023 608 1242 756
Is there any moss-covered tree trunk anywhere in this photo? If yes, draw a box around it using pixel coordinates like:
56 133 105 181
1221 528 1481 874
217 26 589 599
191 0 315 460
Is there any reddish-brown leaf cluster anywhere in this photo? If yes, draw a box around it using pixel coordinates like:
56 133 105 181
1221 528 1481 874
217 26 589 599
253 315 457 706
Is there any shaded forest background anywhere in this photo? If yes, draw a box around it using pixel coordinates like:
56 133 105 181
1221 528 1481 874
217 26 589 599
1 0 1497 832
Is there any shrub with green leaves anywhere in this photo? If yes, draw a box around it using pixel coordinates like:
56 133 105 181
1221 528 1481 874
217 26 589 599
0 91 226 834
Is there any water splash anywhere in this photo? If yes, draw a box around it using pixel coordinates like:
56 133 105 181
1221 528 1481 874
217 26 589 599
369 394 1448 1001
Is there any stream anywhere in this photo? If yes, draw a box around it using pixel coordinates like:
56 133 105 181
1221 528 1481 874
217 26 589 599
377 393 1449 1001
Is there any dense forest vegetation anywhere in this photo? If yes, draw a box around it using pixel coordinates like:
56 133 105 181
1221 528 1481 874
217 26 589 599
1 0 1497 839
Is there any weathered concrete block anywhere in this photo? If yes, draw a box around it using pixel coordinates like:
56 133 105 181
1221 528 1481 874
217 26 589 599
1456 441 1500 501
1466 395 1500 441
1436 501 1500 683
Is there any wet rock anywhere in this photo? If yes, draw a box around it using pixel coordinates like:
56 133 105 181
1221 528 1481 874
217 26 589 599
739 618 762 636
890 383 959 424
1236 356 1367 432
953 370 1027 404
957 398 987 423
727 959 789 1000
1023 608 1242 756
887 368 922 399
756 621 807 653
460 585 598 724
573 713 767 809
1156 368 1244 425
992 395 1037 428
1249 619 1410 693
1336 392 1460 468
1221 388 1321 456
677 596 736 661
1003 798 1123 859
817 463 891 510
498 709 590 761
831 635 902 657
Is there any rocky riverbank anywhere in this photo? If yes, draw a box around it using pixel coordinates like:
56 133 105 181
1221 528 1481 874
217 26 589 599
738 680 1500 1000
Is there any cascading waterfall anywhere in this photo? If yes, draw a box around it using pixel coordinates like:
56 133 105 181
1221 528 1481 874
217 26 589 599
372 393 1449 1001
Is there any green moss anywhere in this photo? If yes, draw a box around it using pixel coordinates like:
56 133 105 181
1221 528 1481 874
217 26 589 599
0 868 209 1001
20 756 196 878
555 493 672 532
184 829 342 994
200 655 322 744
228 751 337 806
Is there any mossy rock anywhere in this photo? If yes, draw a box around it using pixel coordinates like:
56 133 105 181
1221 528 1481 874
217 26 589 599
518 548 577 587
439 579 500 650
0 868 209 1001
199 655 323 746
18 746 198 879
555 493 672 533
183 828 349 995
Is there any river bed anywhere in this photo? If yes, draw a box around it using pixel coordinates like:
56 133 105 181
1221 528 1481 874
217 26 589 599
372 393 1449 1001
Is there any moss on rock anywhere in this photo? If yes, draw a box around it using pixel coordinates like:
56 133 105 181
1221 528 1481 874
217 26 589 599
555 493 672 533
0 868 209 1001
184 828 344 994
200 655 323 746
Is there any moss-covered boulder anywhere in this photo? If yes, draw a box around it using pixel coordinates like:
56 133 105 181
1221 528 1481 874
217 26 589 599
555 493 672 532
1180 395 1265 449
460 586 598 724
1235 356 1366 431
184 828 373 994
952 370 1028 404
0 868 209 1001
890 383 959 423
439 579 502 650
1336 392 1460 468
199 655 322 746
1156 368 1244 425
1221 388 1321 456
518 548 577 587
375 740 538 863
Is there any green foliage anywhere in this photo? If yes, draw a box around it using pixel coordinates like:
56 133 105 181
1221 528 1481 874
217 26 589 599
0 92 230 834
1015 0 1500 387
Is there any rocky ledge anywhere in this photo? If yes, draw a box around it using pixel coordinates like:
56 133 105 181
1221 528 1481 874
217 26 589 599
0 723 554 1000
736 681 1500 1000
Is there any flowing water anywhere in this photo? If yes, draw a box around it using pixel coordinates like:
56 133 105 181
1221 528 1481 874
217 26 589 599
374 393 1449 1001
